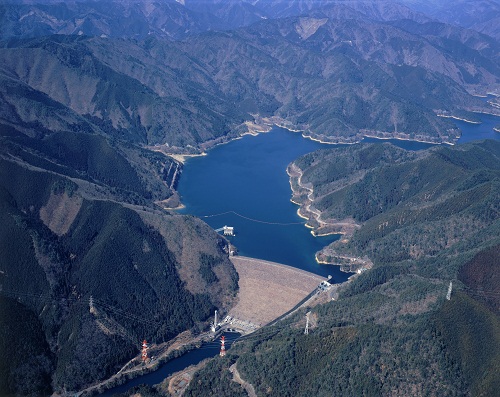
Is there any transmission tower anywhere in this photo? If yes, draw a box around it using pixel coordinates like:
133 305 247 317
89 296 95 314
304 312 310 335
141 340 148 362
220 336 226 357
211 310 218 333
446 281 453 301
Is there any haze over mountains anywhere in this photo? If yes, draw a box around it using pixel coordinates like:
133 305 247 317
3 1 500 41
0 0 499 396
2 0 500 149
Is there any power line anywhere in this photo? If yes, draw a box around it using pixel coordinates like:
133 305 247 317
201 210 306 226
4 281 497 360
91 299 163 327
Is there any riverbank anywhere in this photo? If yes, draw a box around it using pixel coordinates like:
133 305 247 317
161 114 462 165
72 254 329 396
150 255 336 396
150 104 500 173
316 250 373 274
73 329 214 397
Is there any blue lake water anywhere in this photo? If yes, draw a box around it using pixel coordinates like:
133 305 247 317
101 110 500 395
178 114 500 280
177 128 351 281
456 112 500 143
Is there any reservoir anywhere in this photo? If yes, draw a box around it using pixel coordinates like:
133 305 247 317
177 127 351 281
101 112 499 395
177 116 500 280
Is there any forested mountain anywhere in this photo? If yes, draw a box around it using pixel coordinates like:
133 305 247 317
1 7 499 149
1 1 499 396
0 123 239 394
183 141 500 397
0 0 427 40
418 0 500 41
291 141 500 268
0 10 242 390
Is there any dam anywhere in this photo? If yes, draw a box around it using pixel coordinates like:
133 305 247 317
216 256 332 334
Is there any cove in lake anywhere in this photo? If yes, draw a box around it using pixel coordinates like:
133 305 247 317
455 112 500 143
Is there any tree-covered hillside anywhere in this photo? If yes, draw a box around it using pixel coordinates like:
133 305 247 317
183 141 500 397
291 141 500 270
0 143 238 394
1 3 499 149
1 1 499 395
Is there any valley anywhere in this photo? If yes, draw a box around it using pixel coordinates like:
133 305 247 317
71 255 330 397
0 1 499 396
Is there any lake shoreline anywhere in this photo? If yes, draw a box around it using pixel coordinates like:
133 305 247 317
246 116 458 146
287 162 361 238
157 116 462 163
437 114 481 124
153 105 500 164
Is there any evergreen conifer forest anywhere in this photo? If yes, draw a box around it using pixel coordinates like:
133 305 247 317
0 1 499 396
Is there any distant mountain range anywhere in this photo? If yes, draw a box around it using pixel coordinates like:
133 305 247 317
419 0 500 41
1 1 499 395
1 1 499 148
3 0 500 40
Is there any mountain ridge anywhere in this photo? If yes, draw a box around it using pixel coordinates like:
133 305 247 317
1 1 499 395
2 11 498 152
182 140 500 397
